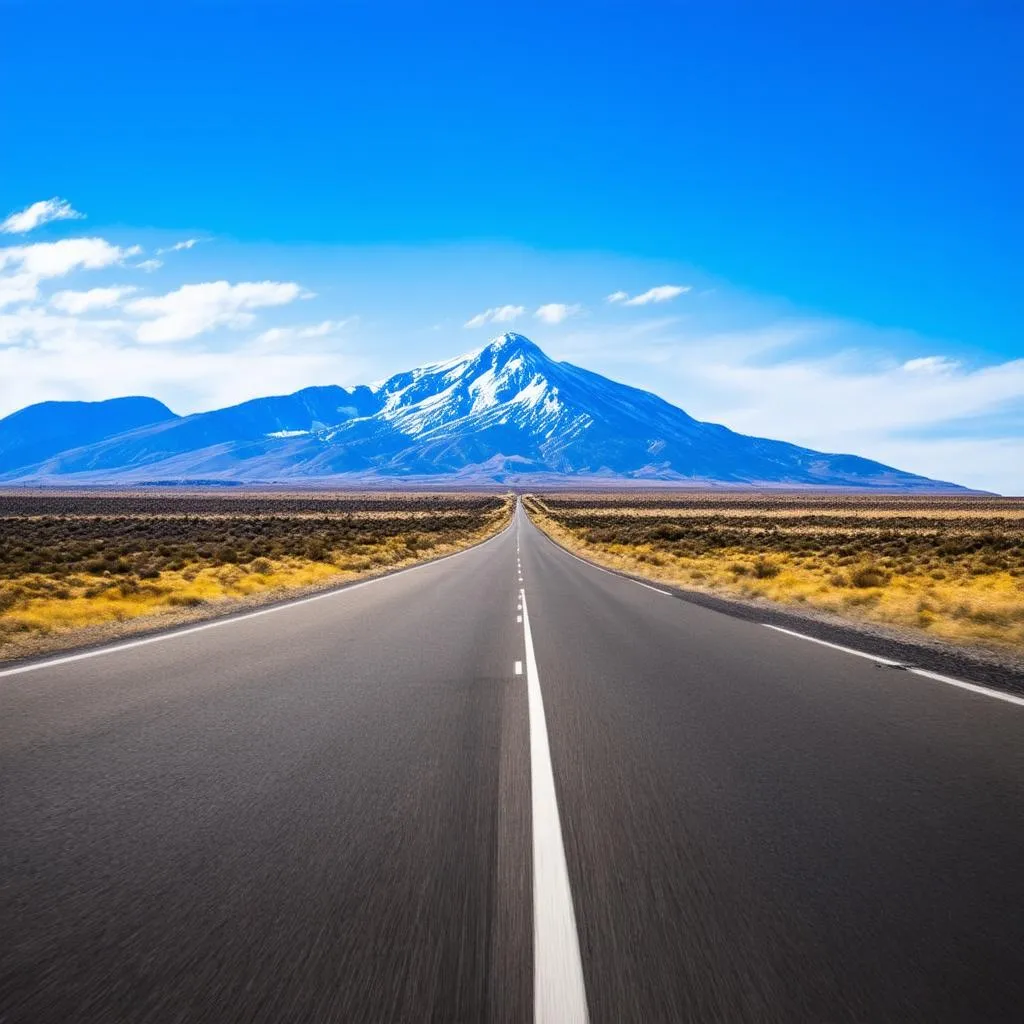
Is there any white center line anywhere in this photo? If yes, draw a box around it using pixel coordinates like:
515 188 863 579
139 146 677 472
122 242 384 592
521 587 590 1023
763 624 1024 708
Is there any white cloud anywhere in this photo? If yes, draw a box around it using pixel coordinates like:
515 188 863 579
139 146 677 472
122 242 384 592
0 307 369 419
156 238 200 255
135 258 164 272
0 237 137 278
0 197 85 234
903 355 961 374
50 286 137 314
491 305 524 322
605 290 628 303
464 304 526 328
0 237 141 308
623 284 691 306
255 318 355 345
126 280 311 343
534 302 582 325
697 354 1024 452
0 274 39 309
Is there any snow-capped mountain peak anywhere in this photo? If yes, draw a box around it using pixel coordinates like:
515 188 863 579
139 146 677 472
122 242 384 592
368 332 563 436
0 333 969 489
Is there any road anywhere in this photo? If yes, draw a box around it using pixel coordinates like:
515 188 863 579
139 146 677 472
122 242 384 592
3 500 1024 1023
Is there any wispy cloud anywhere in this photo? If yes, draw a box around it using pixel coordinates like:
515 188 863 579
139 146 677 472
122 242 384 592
903 355 961 374
255 319 355 345
534 302 582 325
607 284 691 306
0 197 85 234
135 258 163 272
464 304 525 328
126 280 311 343
50 286 137 314
155 238 200 256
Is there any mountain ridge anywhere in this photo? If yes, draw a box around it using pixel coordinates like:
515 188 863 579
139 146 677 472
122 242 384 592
0 333 972 491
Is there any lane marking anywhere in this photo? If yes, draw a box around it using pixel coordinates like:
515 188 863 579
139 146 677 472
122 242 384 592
517 615 523 623
763 624 1024 708
0 518 517 681
763 625 904 666
521 587 590 1023
514 660 523 676
535 532 671 596
906 668 1024 707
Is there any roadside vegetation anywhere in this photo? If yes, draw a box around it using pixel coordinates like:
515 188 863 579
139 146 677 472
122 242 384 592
0 491 511 660
525 492 1024 651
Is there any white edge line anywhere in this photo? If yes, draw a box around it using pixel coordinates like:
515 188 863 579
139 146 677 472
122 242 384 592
904 668 1024 707
763 624 1024 708
763 624 904 666
0 518 516 681
545 537 671 596
521 587 590 1023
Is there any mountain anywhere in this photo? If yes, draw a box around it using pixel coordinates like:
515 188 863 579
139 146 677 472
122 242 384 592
5 385 380 480
0 333 969 490
0 396 177 477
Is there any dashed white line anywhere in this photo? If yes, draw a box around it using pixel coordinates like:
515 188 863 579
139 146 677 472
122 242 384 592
514 660 523 676
517 615 523 623
763 624 1024 708
521 587 590 1023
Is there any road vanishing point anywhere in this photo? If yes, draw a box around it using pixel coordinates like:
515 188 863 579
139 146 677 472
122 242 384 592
3 500 1023 1023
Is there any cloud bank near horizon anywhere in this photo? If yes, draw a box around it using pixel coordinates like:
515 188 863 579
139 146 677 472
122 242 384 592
0 197 1019 493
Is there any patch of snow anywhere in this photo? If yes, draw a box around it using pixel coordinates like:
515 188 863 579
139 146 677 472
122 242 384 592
266 429 309 439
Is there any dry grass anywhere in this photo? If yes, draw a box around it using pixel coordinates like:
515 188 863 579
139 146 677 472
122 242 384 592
0 491 512 660
526 492 1024 650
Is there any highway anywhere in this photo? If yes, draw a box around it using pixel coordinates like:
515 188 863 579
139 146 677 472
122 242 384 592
2 500 1023 1023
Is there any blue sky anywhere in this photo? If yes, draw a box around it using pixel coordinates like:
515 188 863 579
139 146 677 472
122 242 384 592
1 2 1021 491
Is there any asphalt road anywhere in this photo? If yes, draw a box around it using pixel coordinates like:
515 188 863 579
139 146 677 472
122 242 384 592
3 501 1023 1023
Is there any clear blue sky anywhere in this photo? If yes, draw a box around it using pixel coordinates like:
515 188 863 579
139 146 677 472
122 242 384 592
4 1 1021 351
1 2 1021 490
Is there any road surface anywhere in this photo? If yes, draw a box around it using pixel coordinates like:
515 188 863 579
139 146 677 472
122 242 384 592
3 500 1023 1023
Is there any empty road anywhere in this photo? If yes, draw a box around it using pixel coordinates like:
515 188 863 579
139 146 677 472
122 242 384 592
3 500 1023 1023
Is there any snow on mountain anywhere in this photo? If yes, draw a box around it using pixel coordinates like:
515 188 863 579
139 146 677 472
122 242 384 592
0 332 970 489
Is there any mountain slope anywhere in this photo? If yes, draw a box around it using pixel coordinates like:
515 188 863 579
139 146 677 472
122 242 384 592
13 385 380 479
0 397 177 476
2 333 969 490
